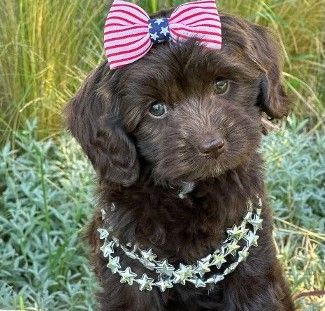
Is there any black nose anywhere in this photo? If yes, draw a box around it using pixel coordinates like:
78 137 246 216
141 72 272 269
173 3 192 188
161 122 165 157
199 137 225 156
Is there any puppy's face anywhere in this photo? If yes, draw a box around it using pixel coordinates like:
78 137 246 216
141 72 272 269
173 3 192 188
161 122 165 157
67 14 289 186
113 42 261 183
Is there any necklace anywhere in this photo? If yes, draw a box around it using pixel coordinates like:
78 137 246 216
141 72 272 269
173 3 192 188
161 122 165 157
97 196 263 292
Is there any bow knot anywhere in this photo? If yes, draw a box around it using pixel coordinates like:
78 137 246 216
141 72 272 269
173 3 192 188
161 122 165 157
148 18 171 44
104 0 222 69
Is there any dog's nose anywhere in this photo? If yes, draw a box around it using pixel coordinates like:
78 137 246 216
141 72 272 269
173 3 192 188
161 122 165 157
199 137 225 156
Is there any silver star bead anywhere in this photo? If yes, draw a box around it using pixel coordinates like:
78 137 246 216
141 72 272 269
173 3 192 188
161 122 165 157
160 26 169 36
150 32 159 41
226 240 240 256
211 252 226 269
97 228 109 240
156 260 175 276
136 274 154 291
248 215 263 232
195 258 211 277
245 231 259 247
120 267 137 285
107 255 121 274
224 262 239 276
226 225 248 240
212 274 225 284
141 249 157 262
191 277 206 288
244 211 253 221
154 18 165 25
173 264 194 285
100 240 115 257
155 277 173 292
238 248 249 262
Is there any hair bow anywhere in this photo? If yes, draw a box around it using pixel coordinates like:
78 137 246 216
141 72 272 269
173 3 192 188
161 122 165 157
104 0 222 69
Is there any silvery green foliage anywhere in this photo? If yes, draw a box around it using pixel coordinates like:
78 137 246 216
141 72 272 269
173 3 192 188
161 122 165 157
0 118 324 309
262 118 325 232
0 120 98 310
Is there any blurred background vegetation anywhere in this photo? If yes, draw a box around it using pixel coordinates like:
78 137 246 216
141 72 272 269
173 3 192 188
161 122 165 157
0 0 324 310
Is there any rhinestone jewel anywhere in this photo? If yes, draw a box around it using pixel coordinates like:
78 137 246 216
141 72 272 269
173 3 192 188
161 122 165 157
238 248 249 262
173 264 194 285
136 274 154 291
211 252 227 268
141 249 157 262
97 228 109 240
245 231 259 247
107 256 121 274
120 267 137 285
195 258 211 277
156 277 173 292
226 225 248 240
190 277 206 288
226 240 240 256
156 260 175 276
248 215 263 232
212 274 225 284
100 241 115 257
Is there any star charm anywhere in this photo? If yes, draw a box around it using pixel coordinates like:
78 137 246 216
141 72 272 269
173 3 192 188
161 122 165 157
245 231 259 247
226 225 248 240
238 248 249 262
212 274 224 284
211 252 226 268
141 249 157 262
224 262 239 275
100 240 115 257
160 26 169 36
136 274 154 291
156 260 175 276
156 277 173 292
226 240 240 256
154 18 165 25
244 211 253 221
248 215 263 232
195 258 211 277
173 264 194 285
191 277 206 288
120 267 137 285
150 32 159 41
97 228 109 240
107 255 121 274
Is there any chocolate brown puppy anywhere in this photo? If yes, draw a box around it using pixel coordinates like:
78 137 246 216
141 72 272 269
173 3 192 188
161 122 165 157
66 6 294 311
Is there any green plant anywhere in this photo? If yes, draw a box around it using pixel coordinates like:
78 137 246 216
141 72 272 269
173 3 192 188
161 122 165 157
1 0 324 144
0 118 324 309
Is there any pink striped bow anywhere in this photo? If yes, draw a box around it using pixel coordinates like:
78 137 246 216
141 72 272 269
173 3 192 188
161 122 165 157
104 0 222 69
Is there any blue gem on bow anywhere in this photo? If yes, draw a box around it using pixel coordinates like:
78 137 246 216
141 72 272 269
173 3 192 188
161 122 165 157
148 18 171 44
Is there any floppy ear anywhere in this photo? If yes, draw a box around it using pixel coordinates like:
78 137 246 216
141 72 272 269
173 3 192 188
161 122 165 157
251 25 289 119
65 61 139 186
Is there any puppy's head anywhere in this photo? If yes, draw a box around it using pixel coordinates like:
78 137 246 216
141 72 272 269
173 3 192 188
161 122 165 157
66 12 289 186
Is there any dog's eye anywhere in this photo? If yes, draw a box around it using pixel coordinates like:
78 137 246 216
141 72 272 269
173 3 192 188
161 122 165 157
149 101 167 118
214 79 229 95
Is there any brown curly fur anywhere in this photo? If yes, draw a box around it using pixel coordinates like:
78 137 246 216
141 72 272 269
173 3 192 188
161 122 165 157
66 5 295 311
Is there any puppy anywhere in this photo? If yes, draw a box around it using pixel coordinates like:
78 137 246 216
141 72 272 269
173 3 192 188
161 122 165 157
66 2 294 310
